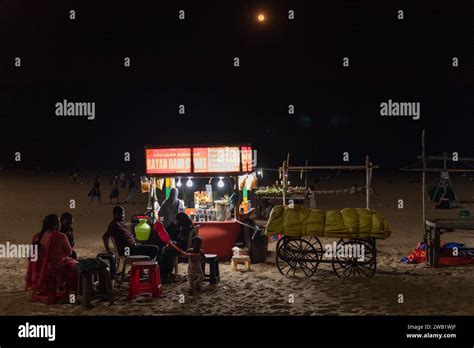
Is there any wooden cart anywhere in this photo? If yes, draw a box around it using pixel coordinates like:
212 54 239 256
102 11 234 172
276 235 378 278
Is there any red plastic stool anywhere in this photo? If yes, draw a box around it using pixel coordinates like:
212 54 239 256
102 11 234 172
128 261 162 300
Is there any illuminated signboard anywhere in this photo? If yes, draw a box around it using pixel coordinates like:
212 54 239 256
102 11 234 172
241 146 253 172
145 145 253 175
145 148 192 174
193 147 240 173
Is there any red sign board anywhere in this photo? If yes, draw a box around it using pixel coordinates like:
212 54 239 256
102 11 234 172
145 145 253 175
241 146 253 172
145 148 191 174
193 147 240 173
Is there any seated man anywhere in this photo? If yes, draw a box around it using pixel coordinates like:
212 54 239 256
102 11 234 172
102 206 160 261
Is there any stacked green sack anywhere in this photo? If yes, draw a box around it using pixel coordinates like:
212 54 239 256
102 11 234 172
265 205 390 239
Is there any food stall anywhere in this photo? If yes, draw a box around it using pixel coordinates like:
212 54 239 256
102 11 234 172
142 144 257 259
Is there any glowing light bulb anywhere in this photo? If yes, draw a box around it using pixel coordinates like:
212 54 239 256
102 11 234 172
258 14 265 22
217 177 224 188
176 178 182 187
186 178 193 187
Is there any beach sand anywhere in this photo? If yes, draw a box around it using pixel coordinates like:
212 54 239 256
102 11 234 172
1 170 474 315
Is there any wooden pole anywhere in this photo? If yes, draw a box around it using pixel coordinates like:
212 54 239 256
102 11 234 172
283 153 290 206
422 129 427 235
286 153 290 195
234 176 239 219
282 165 379 170
365 155 370 210
304 159 309 207
282 160 286 206
402 168 474 173
146 177 152 210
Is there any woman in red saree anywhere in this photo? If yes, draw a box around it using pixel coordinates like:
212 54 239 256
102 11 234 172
26 214 78 298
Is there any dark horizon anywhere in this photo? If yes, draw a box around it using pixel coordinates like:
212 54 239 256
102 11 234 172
1 1 472 172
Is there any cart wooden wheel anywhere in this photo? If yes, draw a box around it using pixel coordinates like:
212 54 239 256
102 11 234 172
276 236 321 278
332 238 377 278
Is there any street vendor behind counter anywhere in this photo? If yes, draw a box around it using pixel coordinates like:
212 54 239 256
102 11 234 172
187 189 234 222
158 187 180 228
186 187 254 223
180 176 256 259
149 173 258 259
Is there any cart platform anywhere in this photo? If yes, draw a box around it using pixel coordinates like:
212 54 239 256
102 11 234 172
425 218 474 268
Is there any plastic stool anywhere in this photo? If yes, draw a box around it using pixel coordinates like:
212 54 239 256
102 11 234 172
201 254 220 284
119 255 151 285
128 261 162 300
97 253 117 279
78 267 114 309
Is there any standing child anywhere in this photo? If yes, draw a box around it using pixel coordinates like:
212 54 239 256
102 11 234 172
186 237 205 295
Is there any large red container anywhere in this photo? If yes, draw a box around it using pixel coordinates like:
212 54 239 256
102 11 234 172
197 221 241 260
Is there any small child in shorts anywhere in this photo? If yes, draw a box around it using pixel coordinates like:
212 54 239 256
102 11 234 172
186 237 205 295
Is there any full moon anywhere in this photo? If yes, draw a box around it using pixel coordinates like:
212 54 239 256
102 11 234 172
257 14 265 22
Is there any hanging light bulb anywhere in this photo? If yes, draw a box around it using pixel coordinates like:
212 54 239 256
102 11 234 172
186 177 193 187
176 177 182 187
217 177 224 188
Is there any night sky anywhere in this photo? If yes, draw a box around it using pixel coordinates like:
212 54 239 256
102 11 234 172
1 0 472 171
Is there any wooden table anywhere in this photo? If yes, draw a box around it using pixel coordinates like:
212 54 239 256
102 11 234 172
425 219 474 268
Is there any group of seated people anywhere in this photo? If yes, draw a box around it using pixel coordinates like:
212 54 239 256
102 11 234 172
26 213 78 295
101 205 193 279
26 189 197 300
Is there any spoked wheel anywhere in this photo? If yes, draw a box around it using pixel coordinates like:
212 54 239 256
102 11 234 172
276 236 321 278
332 238 377 278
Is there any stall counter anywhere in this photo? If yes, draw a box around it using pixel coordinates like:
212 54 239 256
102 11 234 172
197 220 241 260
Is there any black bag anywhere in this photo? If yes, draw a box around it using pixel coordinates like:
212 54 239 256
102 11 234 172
241 219 268 264
248 225 269 264
77 257 109 274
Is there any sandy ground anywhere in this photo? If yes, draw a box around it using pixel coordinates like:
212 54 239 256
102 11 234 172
1 170 474 315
